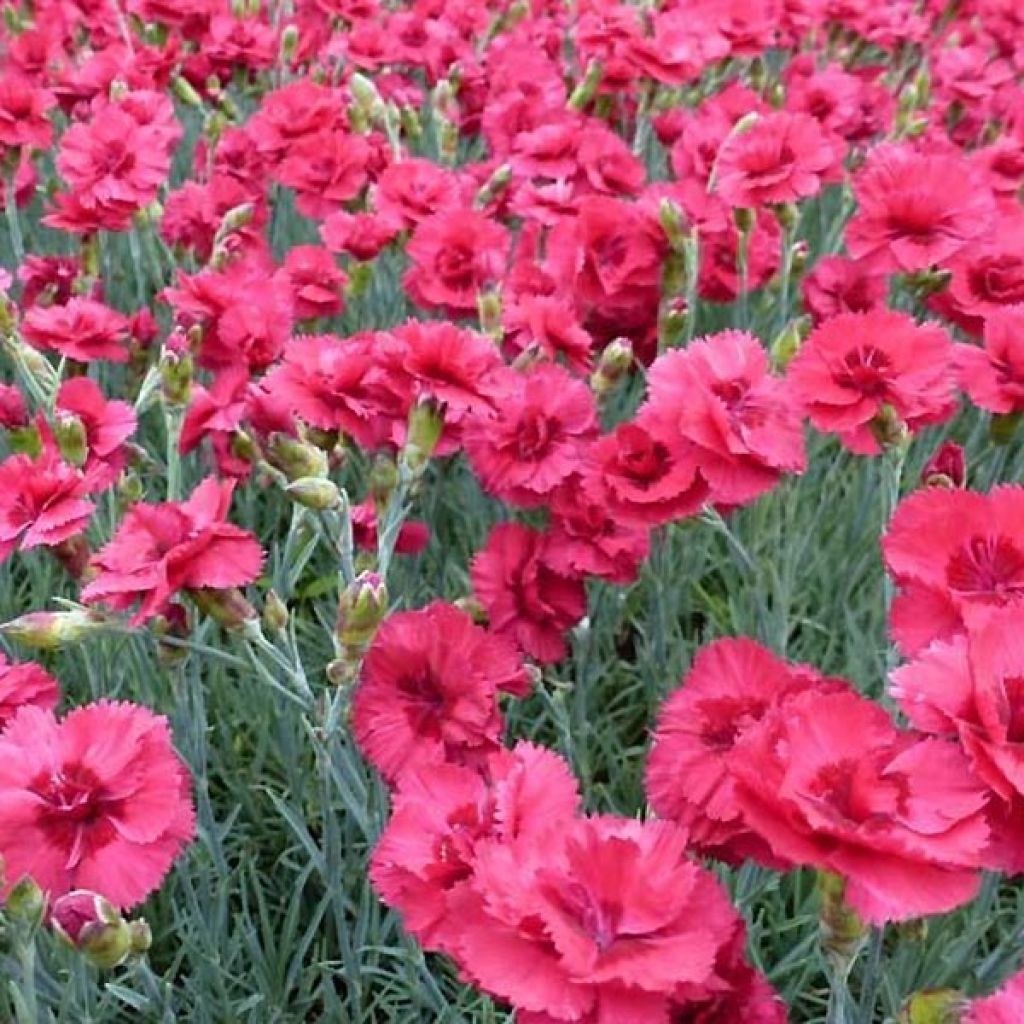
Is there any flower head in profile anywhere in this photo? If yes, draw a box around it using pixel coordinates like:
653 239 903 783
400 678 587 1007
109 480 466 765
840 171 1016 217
0 701 195 908
21 298 131 364
956 306 1024 415
787 310 957 454
883 486 1024 655
352 601 529 784
81 477 264 625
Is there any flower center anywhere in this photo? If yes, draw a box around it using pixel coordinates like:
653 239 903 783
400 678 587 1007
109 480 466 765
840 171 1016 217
946 534 1024 600
836 345 892 397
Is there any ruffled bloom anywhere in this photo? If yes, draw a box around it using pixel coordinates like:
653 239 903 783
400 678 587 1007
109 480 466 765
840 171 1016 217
463 365 598 508
787 310 957 454
370 742 579 950
471 523 586 664
81 477 264 625
450 816 744 1024
55 378 137 486
801 255 888 324
845 144 995 273
647 637 847 865
0 653 59 730
882 486 1024 655
21 298 131 364
967 966 1024 1023
729 688 989 923
644 330 806 505
352 601 529 783
0 701 195 908
956 306 1024 415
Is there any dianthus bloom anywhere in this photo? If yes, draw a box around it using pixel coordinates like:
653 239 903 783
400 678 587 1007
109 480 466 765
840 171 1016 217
845 144 995 273
966 966 1024 1024
21 298 131 363
787 310 957 454
0 701 195 908
81 477 264 625
801 255 888 324
891 607 1024 873
882 486 1024 655
351 601 529 784
463 364 598 507
644 330 806 505
647 637 848 865
0 448 95 564
956 306 1024 415
714 111 841 208
403 209 510 314
729 688 988 923
55 378 137 486
472 523 586 664
0 653 58 730
370 743 579 951
450 816 745 1024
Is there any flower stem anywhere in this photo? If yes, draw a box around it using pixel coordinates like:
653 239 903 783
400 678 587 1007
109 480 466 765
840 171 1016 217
12 934 39 1024
4 172 24 268
164 405 184 502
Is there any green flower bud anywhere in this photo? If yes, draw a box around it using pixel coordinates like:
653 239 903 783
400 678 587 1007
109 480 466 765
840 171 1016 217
6 877 45 928
0 609 112 650
286 476 341 511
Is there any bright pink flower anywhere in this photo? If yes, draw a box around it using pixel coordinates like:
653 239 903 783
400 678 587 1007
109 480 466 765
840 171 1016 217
0 384 27 430
0 653 58 731
370 742 579 950
463 365 598 508
350 500 429 556
81 477 264 625
967 966 1024 1024
645 330 806 505
404 209 510 314
891 608 1024 872
245 78 348 165
502 295 595 373
17 254 82 309
0 74 55 152
715 111 841 208
956 306 1024 415
21 298 131 364
374 158 464 229
276 131 371 219
647 637 847 865
787 310 957 454
730 688 989 923
801 255 888 324
0 449 95 563
845 144 995 273
278 245 347 322
320 209 399 261
351 601 529 783
451 816 743 1024
587 412 709 527
882 486 1024 656
0 702 194 908
471 523 586 664
921 441 967 489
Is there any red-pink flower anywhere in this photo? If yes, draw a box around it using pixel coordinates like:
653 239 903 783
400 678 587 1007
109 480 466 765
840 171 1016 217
0 448 95 564
0 701 195 908
647 637 847 865
81 477 264 625
729 688 988 923
845 144 995 273
966 966 1024 1023
21 298 131 364
0 74 55 152
471 523 586 664
370 742 579 950
882 486 1024 656
450 816 743 1023
278 245 347 322
645 330 806 505
801 255 888 324
0 653 58 731
463 365 598 507
55 378 137 485
956 306 1024 415
404 209 510 314
714 111 841 208
352 602 529 783
787 310 957 454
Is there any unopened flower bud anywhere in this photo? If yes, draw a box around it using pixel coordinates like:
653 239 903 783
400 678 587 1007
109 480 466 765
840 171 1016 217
817 871 867 966
898 989 966 1024
159 349 193 408
568 59 603 111
350 72 384 117
590 339 634 396
54 411 88 467
286 475 340 510
172 75 204 108
0 609 111 650
263 590 289 635
477 288 502 338
921 441 966 489
335 571 388 656
6 876 45 927
51 891 136 969
266 433 329 481
402 398 445 472
474 164 512 209
869 404 910 451
280 24 299 63
190 587 259 632
658 198 686 252
51 535 91 580
733 206 757 235
453 595 487 623
127 918 152 956
369 454 399 505
773 202 800 231
770 316 810 371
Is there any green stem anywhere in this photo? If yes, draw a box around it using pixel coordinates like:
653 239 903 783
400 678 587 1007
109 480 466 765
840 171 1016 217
4 173 24 268
737 228 751 330
880 444 906 673
164 404 184 501
776 223 797 336
14 935 38 1024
